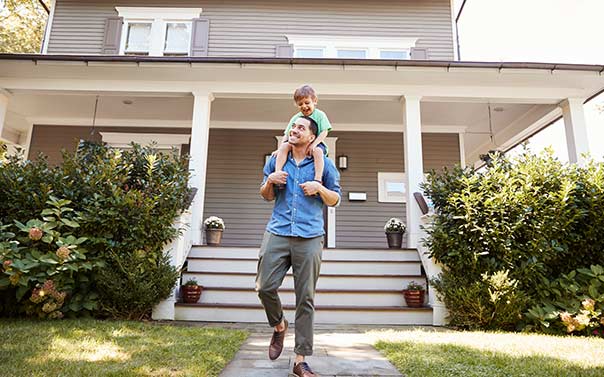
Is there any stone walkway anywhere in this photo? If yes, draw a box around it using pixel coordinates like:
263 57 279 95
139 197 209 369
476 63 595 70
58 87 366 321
217 323 413 377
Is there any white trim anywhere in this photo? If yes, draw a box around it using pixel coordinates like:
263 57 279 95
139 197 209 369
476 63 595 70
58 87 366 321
286 35 417 60
215 121 467 133
450 0 460 60
115 7 202 20
560 98 589 165
99 132 190 150
115 7 202 57
41 0 56 54
23 122 34 159
458 132 466 168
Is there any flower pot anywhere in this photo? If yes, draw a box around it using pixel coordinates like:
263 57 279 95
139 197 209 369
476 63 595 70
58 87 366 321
205 228 223 246
385 232 403 249
403 289 425 308
181 285 203 303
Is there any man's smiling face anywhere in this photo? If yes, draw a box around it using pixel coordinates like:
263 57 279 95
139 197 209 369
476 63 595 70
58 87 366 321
288 118 315 147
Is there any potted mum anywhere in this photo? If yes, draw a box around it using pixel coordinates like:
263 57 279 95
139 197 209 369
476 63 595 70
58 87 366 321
181 278 203 303
384 217 406 248
402 281 425 308
204 216 225 246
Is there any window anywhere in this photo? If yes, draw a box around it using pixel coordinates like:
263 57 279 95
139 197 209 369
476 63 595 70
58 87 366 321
337 49 367 59
380 50 409 60
286 35 416 60
295 48 324 58
378 172 406 203
116 7 202 56
100 132 190 155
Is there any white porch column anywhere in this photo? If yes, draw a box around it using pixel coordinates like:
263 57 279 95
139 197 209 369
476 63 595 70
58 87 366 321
189 91 214 245
560 98 589 165
402 95 424 248
0 91 8 141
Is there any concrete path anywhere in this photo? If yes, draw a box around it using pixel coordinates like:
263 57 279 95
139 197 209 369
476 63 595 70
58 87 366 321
217 324 409 377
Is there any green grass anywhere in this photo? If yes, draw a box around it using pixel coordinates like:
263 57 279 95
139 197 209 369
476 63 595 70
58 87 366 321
374 328 604 377
0 319 248 377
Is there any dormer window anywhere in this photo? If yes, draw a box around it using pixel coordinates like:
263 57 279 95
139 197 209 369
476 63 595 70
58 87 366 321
116 7 202 56
286 35 417 60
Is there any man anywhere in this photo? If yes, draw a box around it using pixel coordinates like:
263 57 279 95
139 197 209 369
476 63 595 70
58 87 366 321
257 116 341 377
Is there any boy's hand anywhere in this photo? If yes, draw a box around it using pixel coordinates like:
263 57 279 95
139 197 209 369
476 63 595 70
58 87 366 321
306 145 317 157
268 171 288 185
271 149 279 157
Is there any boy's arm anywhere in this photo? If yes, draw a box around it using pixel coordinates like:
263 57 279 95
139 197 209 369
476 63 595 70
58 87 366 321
309 130 328 149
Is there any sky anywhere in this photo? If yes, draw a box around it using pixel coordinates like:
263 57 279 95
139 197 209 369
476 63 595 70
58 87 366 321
455 0 604 162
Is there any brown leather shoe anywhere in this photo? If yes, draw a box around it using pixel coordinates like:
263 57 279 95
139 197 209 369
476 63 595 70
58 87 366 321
292 361 317 377
268 319 288 360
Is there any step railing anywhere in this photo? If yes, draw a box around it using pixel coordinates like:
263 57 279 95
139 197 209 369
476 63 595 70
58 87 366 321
152 208 193 320
417 212 448 326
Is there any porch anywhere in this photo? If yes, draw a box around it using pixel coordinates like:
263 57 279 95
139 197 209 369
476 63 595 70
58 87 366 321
1 55 602 325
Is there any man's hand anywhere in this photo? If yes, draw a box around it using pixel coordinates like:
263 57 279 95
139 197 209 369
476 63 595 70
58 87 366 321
299 181 322 196
268 171 288 185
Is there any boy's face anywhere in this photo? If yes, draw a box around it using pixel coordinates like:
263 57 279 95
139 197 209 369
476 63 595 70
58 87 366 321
295 96 317 117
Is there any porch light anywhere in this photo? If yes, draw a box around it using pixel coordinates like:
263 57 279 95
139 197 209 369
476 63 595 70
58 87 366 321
337 155 348 170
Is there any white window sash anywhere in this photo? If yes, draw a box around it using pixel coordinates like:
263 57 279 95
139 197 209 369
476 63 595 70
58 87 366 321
287 35 417 60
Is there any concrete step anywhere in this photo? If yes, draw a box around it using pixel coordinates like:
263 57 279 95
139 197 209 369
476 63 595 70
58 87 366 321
186 257 421 275
182 271 424 290
198 287 413 307
189 246 421 262
175 303 433 325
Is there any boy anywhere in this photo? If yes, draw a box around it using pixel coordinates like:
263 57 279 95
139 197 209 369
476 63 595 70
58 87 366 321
274 85 331 185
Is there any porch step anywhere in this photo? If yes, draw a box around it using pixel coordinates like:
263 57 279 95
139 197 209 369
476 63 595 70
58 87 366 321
198 287 409 306
189 246 421 262
178 246 431 325
174 303 433 325
182 271 423 290
187 256 421 275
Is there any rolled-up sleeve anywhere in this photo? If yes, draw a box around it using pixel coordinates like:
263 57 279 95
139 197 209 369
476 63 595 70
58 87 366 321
323 158 341 207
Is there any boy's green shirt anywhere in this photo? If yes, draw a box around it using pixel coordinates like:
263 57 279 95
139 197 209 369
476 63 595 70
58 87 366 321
284 109 332 137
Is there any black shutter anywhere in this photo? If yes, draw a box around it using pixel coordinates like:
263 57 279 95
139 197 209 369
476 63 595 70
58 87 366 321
190 18 210 57
102 17 123 55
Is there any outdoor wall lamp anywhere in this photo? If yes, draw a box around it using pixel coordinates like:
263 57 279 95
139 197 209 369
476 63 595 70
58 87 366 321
338 155 348 170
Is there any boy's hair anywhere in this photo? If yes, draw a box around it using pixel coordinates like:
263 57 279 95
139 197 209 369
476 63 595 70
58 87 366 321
294 85 317 102
301 116 319 137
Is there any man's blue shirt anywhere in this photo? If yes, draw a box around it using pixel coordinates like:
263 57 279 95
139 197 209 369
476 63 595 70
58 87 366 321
263 154 341 238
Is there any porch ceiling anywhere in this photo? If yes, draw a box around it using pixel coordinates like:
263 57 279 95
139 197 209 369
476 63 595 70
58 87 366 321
4 92 555 166
2 56 603 165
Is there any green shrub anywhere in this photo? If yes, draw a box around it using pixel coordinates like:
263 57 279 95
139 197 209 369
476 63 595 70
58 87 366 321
423 150 604 334
0 142 191 319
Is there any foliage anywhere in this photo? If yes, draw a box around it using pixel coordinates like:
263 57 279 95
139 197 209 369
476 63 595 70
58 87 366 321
0 197 102 318
422 150 604 333
0 0 50 53
184 278 199 286
384 217 406 233
0 142 191 319
204 216 225 230
404 281 425 291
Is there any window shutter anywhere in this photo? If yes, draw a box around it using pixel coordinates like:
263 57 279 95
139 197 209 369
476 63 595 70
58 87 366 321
102 17 123 55
410 47 428 60
190 18 210 57
275 44 294 58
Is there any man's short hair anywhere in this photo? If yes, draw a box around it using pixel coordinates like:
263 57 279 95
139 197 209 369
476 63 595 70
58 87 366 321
294 85 317 102
300 116 318 137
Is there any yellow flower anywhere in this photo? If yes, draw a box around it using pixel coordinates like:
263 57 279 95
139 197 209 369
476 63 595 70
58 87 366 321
56 246 70 261
560 312 572 324
9 273 20 286
582 298 595 312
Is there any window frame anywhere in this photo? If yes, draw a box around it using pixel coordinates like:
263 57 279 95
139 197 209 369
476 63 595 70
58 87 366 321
287 35 416 60
115 7 202 57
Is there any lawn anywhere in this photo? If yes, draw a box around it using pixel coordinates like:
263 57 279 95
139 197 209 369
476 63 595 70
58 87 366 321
374 328 604 377
0 319 248 377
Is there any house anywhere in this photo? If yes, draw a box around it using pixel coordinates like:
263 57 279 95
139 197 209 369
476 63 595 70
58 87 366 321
1 0 603 325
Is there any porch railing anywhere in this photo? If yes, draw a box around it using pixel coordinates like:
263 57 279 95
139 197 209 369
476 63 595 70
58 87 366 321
151 209 193 320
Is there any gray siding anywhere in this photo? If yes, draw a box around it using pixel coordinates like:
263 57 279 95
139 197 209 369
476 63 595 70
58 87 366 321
48 0 454 60
28 125 190 165
203 129 459 248
333 131 460 249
